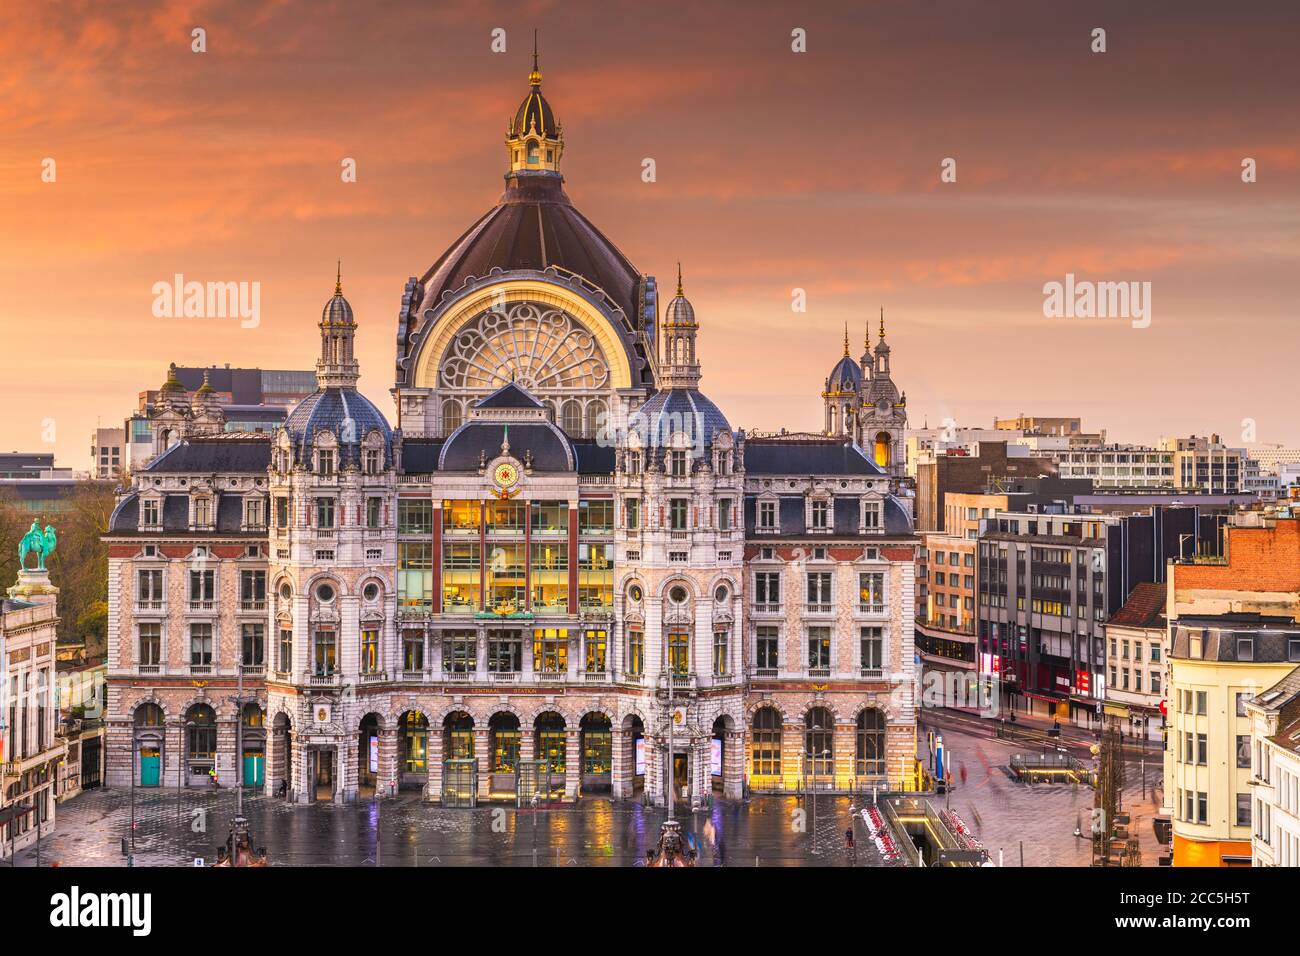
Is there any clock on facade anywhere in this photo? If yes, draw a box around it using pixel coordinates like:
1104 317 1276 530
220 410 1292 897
493 461 519 488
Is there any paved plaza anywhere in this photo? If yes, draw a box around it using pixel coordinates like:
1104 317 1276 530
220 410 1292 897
10 711 1164 867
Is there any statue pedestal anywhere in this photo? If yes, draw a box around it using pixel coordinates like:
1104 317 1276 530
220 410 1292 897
8 568 59 606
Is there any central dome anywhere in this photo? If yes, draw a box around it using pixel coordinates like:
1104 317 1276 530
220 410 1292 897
415 173 642 325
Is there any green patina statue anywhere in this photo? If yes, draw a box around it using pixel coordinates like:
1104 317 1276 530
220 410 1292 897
18 521 57 572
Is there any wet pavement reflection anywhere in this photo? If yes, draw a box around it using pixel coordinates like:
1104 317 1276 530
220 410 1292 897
15 788 882 868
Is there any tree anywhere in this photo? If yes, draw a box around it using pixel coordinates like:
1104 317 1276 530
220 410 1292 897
46 480 117 661
0 485 25 587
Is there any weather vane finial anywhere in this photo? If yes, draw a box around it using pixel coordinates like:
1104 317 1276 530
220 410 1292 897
529 29 541 86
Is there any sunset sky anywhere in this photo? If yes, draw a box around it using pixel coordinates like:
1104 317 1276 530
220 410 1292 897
2 0 1298 470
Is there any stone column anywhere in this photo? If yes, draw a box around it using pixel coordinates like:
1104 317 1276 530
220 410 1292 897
378 726 399 798
474 727 490 801
833 721 855 793
724 730 744 800
644 734 665 807
564 729 581 799
263 724 281 797
611 727 631 800
425 730 443 803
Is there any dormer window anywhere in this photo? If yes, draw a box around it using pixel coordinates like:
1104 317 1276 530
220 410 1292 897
716 451 730 476
142 498 160 527
364 448 380 475
861 499 882 531
194 497 212 526
527 140 540 163
626 452 641 476
244 497 263 528
318 449 335 476
670 450 687 478
758 500 777 531
810 498 830 531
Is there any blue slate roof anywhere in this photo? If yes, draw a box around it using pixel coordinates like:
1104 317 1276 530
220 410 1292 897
108 491 262 534
475 382 545 410
742 494 913 537
743 439 884 476
439 421 575 472
630 388 732 451
283 387 393 467
144 438 271 473
827 354 862 392
400 439 443 474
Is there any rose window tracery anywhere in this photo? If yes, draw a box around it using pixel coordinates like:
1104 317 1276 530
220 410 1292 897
439 302 610 392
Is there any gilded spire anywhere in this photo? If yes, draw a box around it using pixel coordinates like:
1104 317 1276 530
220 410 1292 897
843 323 850 357
335 259 343 296
879 307 885 339
529 29 541 86
676 261 683 296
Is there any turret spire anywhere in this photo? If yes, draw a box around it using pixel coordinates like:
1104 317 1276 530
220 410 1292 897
335 259 342 296
843 323 850 357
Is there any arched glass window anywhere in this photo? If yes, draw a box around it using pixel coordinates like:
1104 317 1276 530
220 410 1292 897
442 400 462 437
856 708 886 777
400 711 429 774
444 711 474 760
804 707 834 778
751 707 782 778
535 712 566 774
874 432 891 468
561 400 583 437
527 140 540 163
489 712 520 774
585 399 606 438
187 704 217 763
135 703 165 727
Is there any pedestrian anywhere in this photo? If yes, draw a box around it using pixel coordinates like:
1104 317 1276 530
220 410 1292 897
959 763 967 786
277 778 288 799
844 827 854 850
209 767 219 790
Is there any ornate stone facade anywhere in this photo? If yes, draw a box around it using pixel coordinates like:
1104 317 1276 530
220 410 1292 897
104 56 919 807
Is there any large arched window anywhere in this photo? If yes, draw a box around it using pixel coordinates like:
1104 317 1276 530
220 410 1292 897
187 704 217 764
805 707 834 779
535 712 566 774
751 707 782 778
400 711 429 775
444 711 474 760
856 708 886 777
489 712 520 774
441 400 462 437
561 400 583 437
873 431 892 469
439 302 611 393
585 399 606 438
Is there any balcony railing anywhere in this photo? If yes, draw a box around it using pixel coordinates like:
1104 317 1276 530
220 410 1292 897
860 667 884 680
188 600 216 613
358 671 388 684
622 672 644 683
401 669 425 682
308 672 338 687
808 667 831 679
806 603 834 615
189 664 213 676
240 600 266 613
752 603 781 615
442 670 473 682
240 664 265 676
859 602 886 614
583 671 609 683
136 600 164 613
755 667 778 679
535 671 566 682
488 671 519 684
138 664 162 675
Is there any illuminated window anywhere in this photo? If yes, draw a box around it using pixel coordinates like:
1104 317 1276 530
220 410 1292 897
751 707 782 777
